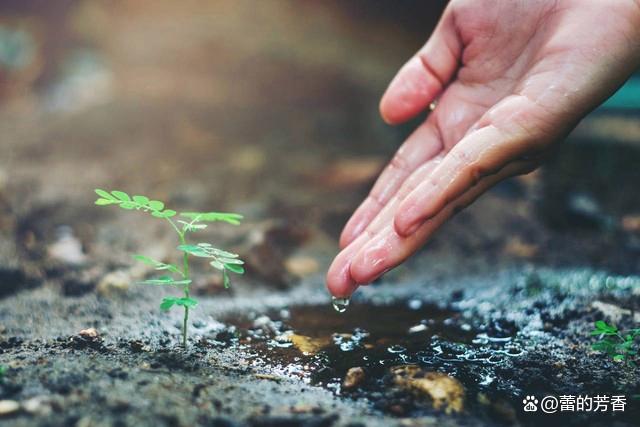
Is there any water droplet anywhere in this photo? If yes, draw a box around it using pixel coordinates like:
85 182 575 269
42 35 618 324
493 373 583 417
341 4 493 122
387 345 406 354
331 296 350 313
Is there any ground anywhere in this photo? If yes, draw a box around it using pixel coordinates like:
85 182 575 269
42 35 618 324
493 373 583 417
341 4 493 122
0 1 639 426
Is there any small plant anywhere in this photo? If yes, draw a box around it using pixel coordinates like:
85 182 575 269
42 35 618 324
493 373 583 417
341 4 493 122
94 189 245 347
590 320 640 363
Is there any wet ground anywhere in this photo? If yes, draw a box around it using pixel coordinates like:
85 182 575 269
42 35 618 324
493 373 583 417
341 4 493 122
0 1 639 426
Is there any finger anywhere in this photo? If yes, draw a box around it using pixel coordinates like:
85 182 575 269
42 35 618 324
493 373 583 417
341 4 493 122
326 231 369 297
329 155 446 297
350 160 537 284
339 120 443 248
380 8 461 125
395 95 554 236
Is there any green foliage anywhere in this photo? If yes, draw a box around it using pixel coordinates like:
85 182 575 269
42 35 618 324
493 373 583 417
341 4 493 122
0 365 6 381
94 189 177 218
160 297 198 311
94 189 244 347
181 211 243 225
591 320 640 363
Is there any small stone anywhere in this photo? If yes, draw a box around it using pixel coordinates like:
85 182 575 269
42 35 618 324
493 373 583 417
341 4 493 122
342 367 365 389
622 214 640 232
22 397 50 415
408 324 428 334
96 270 130 296
591 300 639 323
503 237 538 258
78 328 99 339
284 256 319 277
289 334 331 355
392 366 464 414
47 226 86 265
0 400 20 416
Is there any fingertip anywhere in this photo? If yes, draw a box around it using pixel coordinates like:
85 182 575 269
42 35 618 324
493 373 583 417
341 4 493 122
326 255 358 298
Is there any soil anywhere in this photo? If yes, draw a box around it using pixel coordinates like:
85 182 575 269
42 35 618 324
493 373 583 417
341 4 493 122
0 1 639 426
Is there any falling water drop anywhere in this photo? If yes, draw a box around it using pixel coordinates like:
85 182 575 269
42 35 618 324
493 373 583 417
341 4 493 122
331 296 350 313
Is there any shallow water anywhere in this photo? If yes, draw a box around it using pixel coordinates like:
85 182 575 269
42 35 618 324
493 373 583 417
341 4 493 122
225 299 527 416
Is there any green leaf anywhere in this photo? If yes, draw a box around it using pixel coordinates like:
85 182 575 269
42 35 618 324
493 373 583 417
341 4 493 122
120 202 136 209
133 255 181 275
160 297 177 311
594 320 608 330
613 354 626 362
132 195 150 205
177 244 209 257
111 190 131 202
219 257 244 265
95 189 116 200
162 209 177 217
138 276 191 286
95 198 115 205
147 200 165 211
223 269 230 289
181 212 243 225
175 297 198 308
225 263 245 274
210 260 224 270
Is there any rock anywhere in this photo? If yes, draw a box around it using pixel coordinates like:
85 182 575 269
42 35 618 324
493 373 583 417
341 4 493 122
47 226 86 265
284 255 319 277
239 220 308 288
342 367 365 389
503 237 538 258
391 366 464 414
622 214 640 232
289 334 331 355
96 270 130 296
22 397 50 415
591 300 640 323
69 327 103 349
0 400 20 416
408 324 428 334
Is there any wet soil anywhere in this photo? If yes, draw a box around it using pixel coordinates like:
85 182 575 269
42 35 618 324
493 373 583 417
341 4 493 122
0 1 639 426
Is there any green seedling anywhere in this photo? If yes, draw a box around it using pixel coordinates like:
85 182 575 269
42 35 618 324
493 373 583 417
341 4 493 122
94 189 245 347
590 320 640 363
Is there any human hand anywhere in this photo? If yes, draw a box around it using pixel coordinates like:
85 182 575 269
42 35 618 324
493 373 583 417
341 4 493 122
327 0 640 297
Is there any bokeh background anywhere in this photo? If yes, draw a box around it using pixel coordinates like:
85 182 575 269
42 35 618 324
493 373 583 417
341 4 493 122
0 0 638 300
1 2 640 425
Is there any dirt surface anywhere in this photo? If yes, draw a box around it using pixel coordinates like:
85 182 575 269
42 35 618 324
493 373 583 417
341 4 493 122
0 1 639 426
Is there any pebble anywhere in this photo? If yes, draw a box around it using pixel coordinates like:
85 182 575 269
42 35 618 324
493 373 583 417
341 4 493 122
96 270 130 296
284 255 319 277
0 400 20 416
47 226 86 265
78 328 99 339
22 397 50 415
342 367 365 389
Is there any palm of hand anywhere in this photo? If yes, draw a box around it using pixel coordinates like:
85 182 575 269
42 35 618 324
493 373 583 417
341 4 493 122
327 0 640 297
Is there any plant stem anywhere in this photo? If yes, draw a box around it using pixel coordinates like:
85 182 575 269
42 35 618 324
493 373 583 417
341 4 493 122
179 231 190 348
167 217 191 348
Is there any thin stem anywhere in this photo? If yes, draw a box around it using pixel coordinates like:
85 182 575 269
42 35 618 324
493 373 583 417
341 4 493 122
166 217 191 348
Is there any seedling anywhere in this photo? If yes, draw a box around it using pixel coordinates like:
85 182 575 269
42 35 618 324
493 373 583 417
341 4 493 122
94 189 245 347
590 320 640 363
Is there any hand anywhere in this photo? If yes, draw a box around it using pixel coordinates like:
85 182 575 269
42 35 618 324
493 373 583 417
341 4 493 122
327 0 640 297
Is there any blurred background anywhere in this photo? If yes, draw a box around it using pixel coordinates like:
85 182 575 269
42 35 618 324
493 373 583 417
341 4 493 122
0 0 638 296
1 2 639 425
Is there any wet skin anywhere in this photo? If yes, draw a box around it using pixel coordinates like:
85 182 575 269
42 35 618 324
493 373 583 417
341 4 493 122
327 0 640 297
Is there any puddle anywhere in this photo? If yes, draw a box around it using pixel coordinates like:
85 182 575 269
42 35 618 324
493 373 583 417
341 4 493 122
223 300 525 417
